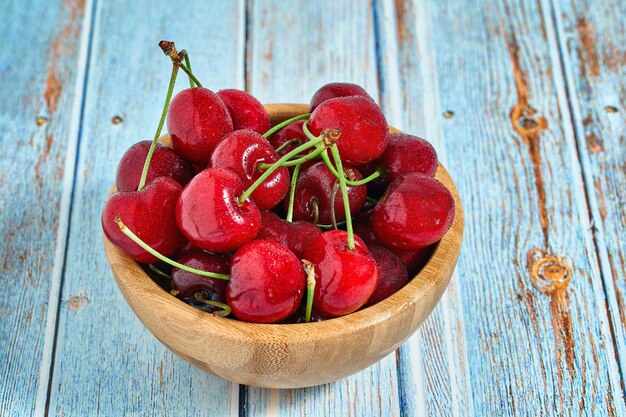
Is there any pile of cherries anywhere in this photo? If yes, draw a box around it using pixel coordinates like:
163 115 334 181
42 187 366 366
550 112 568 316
102 41 455 324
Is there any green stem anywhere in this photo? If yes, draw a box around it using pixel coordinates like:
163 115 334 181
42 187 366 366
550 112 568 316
303 261 316 323
194 293 231 317
366 196 377 205
137 64 179 191
329 181 340 230
347 168 384 186
330 145 355 250
179 63 203 88
115 216 230 280
148 264 171 279
258 146 323 170
286 163 301 222
184 54 195 88
274 138 302 154
262 113 311 138
239 137 325 204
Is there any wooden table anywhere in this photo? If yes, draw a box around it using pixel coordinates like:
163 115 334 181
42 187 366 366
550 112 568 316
1 0 624 415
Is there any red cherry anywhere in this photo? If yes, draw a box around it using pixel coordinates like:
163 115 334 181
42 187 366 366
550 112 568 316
102 177 185 263
176 168 261 253
209 130 289 210
310 82 373 111
352 205 378 246
256 211 322 258
308 96 388 165
303 230 378 317
289 161 367 224
227 240 305 323
171 249 230 299
372 173 455 249
217 89 271 135
269 119 307 157
365 246 408 307
115 141 195 192
392 246 434 276
167 87 233 165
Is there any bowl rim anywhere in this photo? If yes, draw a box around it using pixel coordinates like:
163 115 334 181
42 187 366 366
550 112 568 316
104 103 464 345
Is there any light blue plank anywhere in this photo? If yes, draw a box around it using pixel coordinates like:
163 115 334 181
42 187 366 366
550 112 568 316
0 0 90 415
391 0 625 415
47 1 245 416
245 1 401 416
551 0 626 383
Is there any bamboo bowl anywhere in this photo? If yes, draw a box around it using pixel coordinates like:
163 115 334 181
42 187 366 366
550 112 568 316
103 103 464 389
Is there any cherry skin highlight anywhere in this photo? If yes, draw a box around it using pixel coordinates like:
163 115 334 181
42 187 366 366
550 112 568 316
171 249 230 300
269 119 307 157
102 177 185 263
167 87 233 165
217 89 271 135
365 245 409 307
227 240 305 323
310 82 373 111
176 168 261 253
372 173 455 249
289 161 367 224
210 130 289 210
382 133 438 181
257 211 322 258
308 96 388 165
115 141 195 192
303 230 378 317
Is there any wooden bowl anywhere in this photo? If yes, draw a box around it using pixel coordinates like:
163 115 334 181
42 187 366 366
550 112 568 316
103 103 464 389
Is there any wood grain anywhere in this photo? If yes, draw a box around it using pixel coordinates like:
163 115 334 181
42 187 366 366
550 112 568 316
390 0 625 415
0 1 88 415
244 0 402 414
551 0 626 380
45 1 245 416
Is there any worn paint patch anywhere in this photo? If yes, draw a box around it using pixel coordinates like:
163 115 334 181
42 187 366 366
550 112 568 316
66 293 91 311
576 17 600 78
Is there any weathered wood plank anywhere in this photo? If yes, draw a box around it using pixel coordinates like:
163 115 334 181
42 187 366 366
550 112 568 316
245 1 400 415
391 0 625 415
0 0 89 415
46 1 245 416
551 0 626 380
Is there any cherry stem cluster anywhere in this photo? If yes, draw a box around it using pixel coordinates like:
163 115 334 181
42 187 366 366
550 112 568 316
285 163 301 222
262 113 311 138
115 216 230 280
330 145 355 250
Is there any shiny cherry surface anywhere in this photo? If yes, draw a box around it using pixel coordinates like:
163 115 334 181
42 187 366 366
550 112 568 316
171 249 230 299
256 211 321 258
217 89 271 135
381 133 438 181
227 240 305 323
269 119 307 157
176 168 261 253
365 245 408 307
309 82 373 111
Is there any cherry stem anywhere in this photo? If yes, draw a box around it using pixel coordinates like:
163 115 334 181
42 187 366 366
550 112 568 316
302 260 316 323
317 220 346 230
330 145 355 250
184 53 195 88
257 145 323 170
239 136 332 204
330 181 340 230
114 216 230 280
366 196 377 205
311 197 319 225
346 168 384 186
148 264 171 279
194 293 231 317
137 64 179 191
262 113 311 138
285 163 301 222
274 138 302 154
179 63 203 88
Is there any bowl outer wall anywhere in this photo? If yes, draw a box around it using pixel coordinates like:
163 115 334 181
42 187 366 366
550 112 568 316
103 103 464 388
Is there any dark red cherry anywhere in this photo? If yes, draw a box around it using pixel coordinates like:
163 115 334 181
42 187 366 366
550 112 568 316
256 211 322 258
357 159 388 198
167 87 233 165
303 230 378 317
227 240 305 323
372 173 455 249
308 96 388 165
353 205 378 246
210 130 289 210
269 119 307 157
310 82 373 111
392 245 434 276
289 161 367 224
115 141 195 192
171 249 230 300
176 168 261 253
102 177 185 263
217 89 271 135
382 133 438 181
365 246 408 307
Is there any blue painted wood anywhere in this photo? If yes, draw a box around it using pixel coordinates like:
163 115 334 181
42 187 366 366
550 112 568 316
45 1 245 416
389 0 625 415
551 0 626 382
245 1 401 415
0 0 89 415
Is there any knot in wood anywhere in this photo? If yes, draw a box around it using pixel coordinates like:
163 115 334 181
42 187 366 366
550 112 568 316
511 104 547 135
111 115 123 125
527 249 572 293
35 116 48 126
